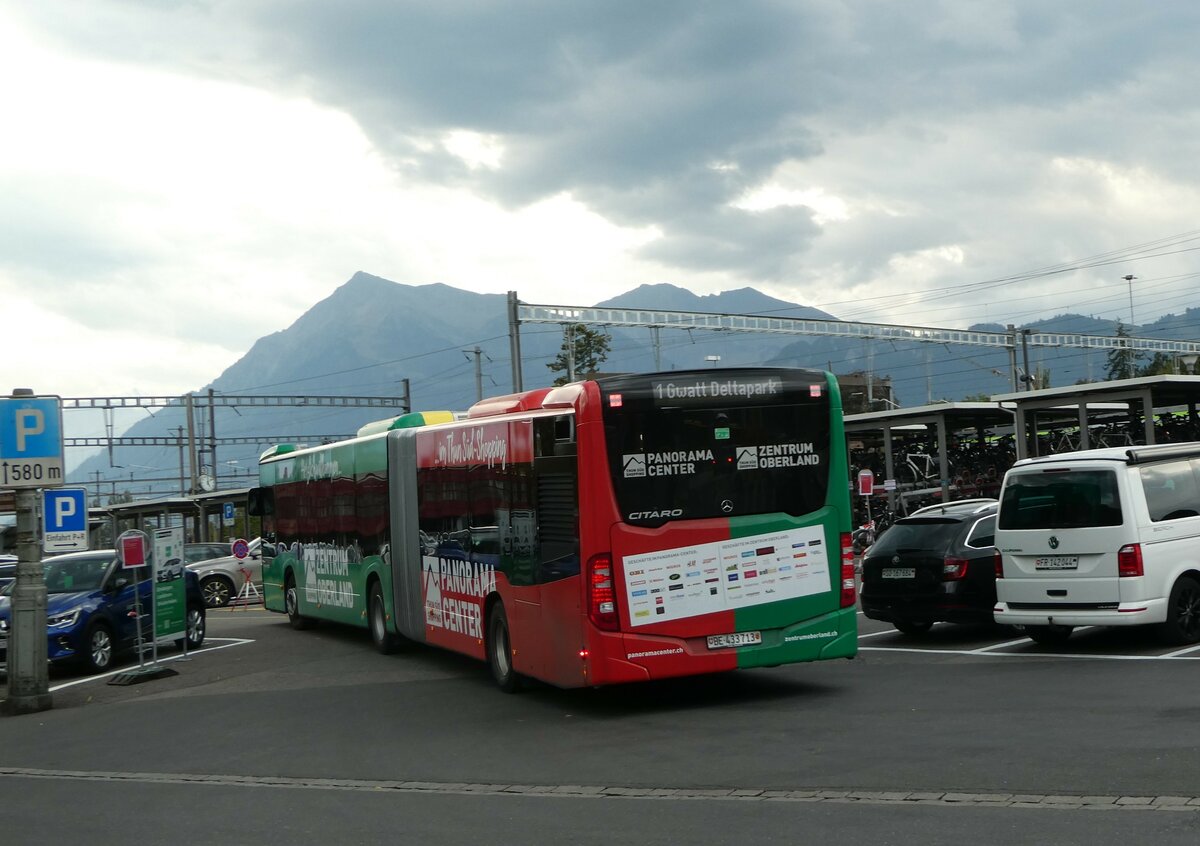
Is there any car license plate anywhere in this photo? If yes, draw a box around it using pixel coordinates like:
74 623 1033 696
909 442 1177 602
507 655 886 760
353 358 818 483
707 631 762 650
882 567 915 579
1035 556 1079 570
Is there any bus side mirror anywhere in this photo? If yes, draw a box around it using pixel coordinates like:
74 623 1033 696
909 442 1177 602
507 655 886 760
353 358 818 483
247 487 273 517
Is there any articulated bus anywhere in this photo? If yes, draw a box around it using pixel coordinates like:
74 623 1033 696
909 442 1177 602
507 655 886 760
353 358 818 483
249 368 858 690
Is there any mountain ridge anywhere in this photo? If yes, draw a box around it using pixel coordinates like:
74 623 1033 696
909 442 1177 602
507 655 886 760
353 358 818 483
69 274 1198 496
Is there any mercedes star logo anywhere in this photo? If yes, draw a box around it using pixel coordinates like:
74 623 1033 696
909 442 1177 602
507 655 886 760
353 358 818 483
721 500 734 513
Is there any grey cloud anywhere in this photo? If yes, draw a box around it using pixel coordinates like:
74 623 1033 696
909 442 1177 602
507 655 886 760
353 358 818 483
19 0 1200 294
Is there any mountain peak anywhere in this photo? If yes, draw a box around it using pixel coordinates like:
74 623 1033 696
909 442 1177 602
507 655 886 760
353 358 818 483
595 283 833 319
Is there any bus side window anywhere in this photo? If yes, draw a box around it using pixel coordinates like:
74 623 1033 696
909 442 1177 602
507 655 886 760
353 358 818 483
534 456 579 583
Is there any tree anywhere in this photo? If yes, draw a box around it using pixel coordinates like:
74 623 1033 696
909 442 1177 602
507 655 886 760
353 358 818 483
1138 352 1175 377
1105 321 1144 380
546 324 612 386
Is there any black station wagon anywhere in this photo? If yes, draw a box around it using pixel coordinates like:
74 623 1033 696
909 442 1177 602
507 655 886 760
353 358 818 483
860 499 999 634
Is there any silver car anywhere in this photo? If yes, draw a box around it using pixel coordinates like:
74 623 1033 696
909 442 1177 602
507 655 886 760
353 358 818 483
184 539 264 608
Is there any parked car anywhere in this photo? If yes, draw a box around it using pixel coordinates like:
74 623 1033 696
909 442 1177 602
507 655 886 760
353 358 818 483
994 443 1200 645
860 499 1000 634
0 549 206 673
0 555 15 591
185 539 263 608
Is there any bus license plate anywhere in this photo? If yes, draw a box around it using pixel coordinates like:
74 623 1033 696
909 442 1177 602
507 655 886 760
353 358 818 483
882 567 915 579
1035 556 1079 570
707 631 762 650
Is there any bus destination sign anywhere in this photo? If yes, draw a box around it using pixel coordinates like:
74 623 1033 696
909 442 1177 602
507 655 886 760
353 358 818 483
651 376 784 405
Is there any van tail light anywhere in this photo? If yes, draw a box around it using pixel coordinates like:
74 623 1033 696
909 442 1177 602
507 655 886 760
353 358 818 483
587 553 620 631
840 532 857 607
942 557 969 581
1117 543 1144 578
994 550 1004 579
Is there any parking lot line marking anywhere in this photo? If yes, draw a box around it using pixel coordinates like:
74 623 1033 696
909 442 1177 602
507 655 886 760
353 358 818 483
858 646 1200 661
970 637 1031 653
1161 642 1200 658
856 629 898 640
47 638 255 692
0 767 1196 812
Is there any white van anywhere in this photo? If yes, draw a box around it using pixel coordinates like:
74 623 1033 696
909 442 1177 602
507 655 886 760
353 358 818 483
993 442 1200 646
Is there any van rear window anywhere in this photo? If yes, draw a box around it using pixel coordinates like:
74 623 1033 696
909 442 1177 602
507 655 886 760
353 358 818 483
998 469 1122 529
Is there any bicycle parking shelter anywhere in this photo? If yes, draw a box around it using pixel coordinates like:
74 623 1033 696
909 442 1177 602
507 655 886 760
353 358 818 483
845 375 1200 514
845 402 1015 512
992 374 1200 461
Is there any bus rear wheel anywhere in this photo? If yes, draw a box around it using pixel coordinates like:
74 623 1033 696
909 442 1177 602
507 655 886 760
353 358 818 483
369 580 401 654
487 603 523 693
285 572 315 630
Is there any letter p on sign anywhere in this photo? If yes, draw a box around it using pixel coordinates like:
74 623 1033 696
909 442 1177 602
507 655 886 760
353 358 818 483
56 495 76 524
15 408 44 451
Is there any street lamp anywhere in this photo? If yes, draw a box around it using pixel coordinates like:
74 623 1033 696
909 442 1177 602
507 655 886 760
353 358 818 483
1122 274 1137 326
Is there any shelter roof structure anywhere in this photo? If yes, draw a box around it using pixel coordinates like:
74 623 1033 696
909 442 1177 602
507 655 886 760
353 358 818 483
91 487 253 545
992 375 1200 460
845 402 1015 507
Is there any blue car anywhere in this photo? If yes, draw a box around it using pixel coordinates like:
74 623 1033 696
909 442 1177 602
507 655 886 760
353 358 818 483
0 555 15 592
0 549 206 674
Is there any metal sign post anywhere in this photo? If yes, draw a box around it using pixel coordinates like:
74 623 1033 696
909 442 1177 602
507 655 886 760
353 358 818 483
0 389 63 716
108 530 177 685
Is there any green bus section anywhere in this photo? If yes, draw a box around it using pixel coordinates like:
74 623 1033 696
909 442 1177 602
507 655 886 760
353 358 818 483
260 433 392 631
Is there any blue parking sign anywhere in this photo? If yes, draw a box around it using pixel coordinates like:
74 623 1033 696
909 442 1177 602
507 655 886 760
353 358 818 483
0 395 65 489
43 487 89 552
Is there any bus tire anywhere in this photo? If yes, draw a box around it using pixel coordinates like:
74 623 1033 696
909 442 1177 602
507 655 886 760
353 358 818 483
285 572 315 631
487 603 523 693
369 580 401 655
1159 575 1200 645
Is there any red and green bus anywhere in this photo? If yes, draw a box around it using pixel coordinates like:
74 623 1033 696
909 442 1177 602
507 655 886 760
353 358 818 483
250 367 857 690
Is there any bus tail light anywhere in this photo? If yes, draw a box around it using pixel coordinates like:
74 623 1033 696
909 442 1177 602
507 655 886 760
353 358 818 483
942 557 969 581
587 553 620 631
994 550 1004 579
840 533 856 608
1118 544 1143 578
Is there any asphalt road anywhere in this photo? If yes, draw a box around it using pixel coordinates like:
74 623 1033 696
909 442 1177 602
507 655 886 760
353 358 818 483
1 606 1198 845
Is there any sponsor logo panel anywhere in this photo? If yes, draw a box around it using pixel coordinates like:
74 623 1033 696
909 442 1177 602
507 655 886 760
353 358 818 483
620 525 831 628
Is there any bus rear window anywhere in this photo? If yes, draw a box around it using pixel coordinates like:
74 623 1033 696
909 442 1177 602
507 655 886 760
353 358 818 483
998 469 1122 529
599 370 832 526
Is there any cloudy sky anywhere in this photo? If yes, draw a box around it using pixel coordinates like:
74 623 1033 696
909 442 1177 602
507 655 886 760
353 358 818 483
4 0 1200 404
